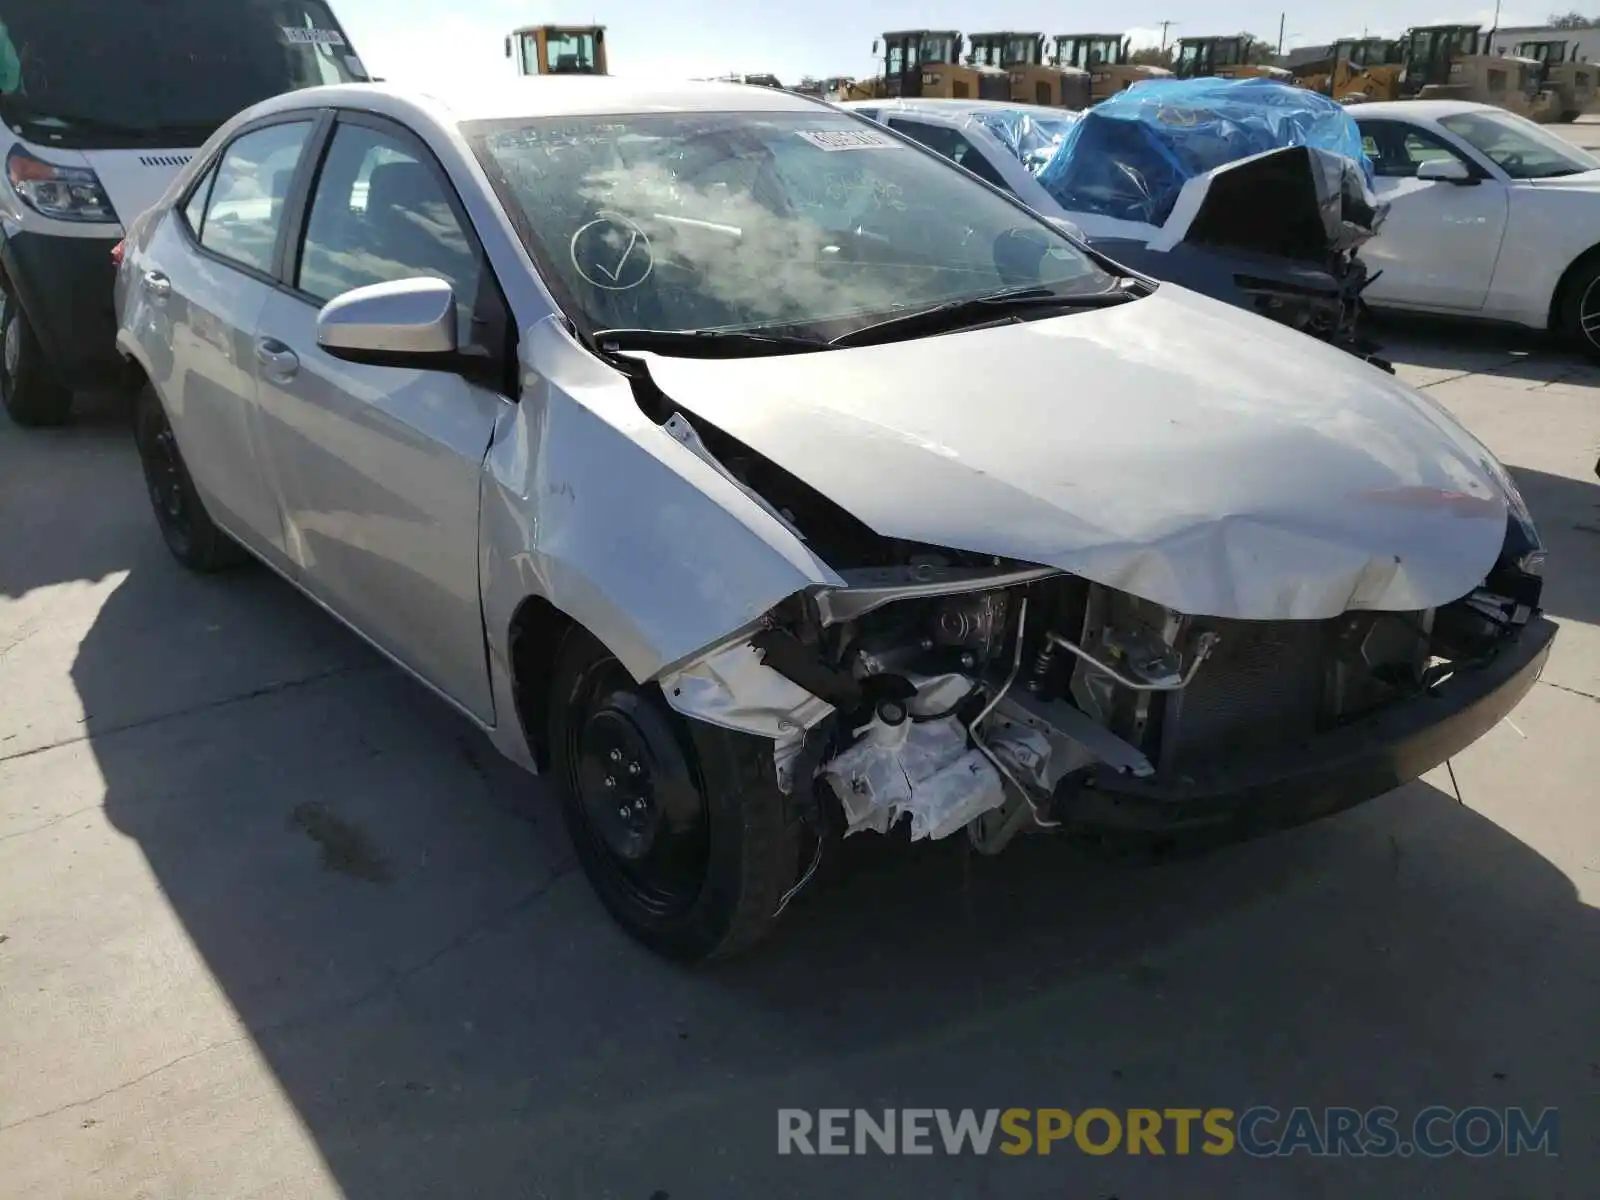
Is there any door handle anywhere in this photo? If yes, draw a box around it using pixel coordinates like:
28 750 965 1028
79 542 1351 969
142 270 171 299
254 338 300 378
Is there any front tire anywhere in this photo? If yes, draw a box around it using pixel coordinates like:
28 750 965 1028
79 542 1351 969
133 385 244 571
1557 257 1600 364
0 284 73 427
548 626 800 960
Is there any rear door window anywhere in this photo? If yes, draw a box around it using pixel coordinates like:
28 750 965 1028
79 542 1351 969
199 120 314 275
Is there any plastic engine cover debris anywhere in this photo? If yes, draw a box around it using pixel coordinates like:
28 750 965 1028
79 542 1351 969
820 714 1055 841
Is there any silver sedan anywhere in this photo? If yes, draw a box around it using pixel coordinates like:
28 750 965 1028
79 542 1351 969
115 78 1553 959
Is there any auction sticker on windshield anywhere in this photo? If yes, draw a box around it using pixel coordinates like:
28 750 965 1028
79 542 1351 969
796 129 903 152
283 26 347 45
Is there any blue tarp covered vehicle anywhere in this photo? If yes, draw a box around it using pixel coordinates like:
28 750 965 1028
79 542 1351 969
966 106 1083 174
1035 76 1375 228
843 86 1391 367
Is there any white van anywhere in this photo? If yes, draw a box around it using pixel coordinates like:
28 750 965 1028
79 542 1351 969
1 0 367 425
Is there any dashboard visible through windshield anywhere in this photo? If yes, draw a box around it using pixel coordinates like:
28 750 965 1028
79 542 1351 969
0 0 365 147
468 110 1119 346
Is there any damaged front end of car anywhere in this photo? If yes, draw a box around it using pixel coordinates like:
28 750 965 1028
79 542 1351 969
659 510 1554 863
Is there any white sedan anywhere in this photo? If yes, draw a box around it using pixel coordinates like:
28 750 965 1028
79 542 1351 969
1348 101 1600 356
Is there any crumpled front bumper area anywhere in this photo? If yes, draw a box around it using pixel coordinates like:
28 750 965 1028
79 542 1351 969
1048 616 1557 847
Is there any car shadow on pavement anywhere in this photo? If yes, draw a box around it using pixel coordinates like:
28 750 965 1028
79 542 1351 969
1370 314 1600 387
0 393 139 600
67 552 1598 1199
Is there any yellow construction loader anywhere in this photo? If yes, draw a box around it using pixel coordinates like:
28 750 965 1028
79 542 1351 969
1401 25 1560 121
1512 39 1597 121
967 31 1090 108
1053 33 1172 104
861 30 1008 101
1173 36 1292 81
1292 38 1404 103
506 25 607 75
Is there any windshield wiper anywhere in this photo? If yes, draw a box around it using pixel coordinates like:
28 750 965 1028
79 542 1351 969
596 327 830 358
0 101 154 137
0 99 216 139
828 281 1147 349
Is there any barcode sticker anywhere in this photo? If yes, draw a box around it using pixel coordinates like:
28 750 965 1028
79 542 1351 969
283 27 347 46
796 129 903 152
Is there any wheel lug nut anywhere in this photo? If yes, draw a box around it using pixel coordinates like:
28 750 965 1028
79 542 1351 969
608 749 622 763
604 775 616 788
627 761 641 776
618 806 629 819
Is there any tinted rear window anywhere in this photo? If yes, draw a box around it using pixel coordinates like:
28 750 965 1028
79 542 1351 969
0 0 363 146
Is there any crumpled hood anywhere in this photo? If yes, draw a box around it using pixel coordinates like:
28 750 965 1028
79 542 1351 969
637 286 1510 620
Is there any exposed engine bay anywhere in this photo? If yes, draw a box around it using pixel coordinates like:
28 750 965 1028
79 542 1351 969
660 528 1545 856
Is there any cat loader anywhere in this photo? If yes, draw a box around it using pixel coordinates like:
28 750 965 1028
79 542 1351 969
1173 36 1292 81
1292 38 1404 103
505 25 606 75
1054 33 1172 104
1512 40 1597 121
870 30 1007 100
1401 25 1560 121
967 31 1090 108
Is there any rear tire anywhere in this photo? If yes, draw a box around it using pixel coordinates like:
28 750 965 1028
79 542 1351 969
1557 256 1600 364
548 626 799 960
0 284 73 427
133 385 245 572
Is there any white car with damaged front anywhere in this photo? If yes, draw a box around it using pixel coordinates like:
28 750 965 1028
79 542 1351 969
114 78 1554 961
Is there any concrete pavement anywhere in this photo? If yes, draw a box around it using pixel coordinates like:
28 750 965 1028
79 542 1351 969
3 332 1598 1195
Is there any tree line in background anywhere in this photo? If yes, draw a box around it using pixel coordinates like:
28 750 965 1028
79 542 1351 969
1548 11 1600 25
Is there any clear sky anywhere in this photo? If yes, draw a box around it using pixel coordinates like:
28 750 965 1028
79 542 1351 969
335 0 1555 86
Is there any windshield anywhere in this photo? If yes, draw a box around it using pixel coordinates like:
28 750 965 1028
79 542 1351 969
1056 37 1121 68
1515 42 1565 63
969 39 1003 68
921 35 958 65
1004 37 1038 65
1439 110 1600 178
543 30 598 74
469 110 1117 345
0 0 363 146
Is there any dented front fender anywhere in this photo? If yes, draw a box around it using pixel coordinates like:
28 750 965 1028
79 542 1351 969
479 316 843 693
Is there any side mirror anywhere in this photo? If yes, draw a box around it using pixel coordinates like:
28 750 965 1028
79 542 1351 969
1417 157 1474 184
316 277 458 368
504 36 513 59
872 39 880 55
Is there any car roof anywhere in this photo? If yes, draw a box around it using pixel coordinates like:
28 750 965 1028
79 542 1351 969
247 76 834 125
1347 99 1502 120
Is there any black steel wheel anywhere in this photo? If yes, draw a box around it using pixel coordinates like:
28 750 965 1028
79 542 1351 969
133 385 243 571
0 284 73 427
548 626 799 960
